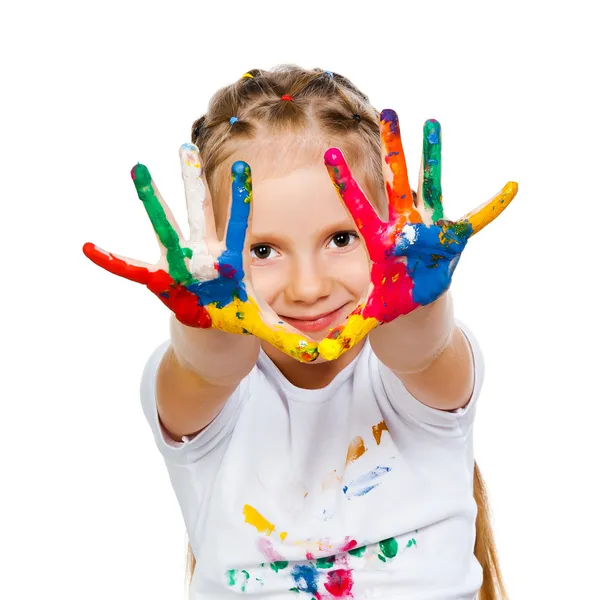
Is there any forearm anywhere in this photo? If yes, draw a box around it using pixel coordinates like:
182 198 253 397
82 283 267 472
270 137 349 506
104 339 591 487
369 291 455 374
369 292 474 410
169 314 260 386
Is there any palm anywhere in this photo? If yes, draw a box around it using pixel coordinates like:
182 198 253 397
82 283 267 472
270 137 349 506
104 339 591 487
83 143 319 363
319 111 518 360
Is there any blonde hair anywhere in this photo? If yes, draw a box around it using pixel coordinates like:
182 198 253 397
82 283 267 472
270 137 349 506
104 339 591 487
185 65 507 599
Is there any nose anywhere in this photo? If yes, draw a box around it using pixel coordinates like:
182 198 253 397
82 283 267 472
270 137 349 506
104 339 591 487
285 255 332 305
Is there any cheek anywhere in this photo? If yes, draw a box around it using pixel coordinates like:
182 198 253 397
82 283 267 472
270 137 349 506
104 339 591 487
331 247 371 296
249 264 284 304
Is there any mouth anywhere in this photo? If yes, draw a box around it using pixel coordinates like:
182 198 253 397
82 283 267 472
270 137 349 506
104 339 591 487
279 305 348 334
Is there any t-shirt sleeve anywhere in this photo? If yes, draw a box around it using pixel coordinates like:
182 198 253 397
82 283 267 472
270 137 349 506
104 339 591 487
139 340 249 465
375 319 485 437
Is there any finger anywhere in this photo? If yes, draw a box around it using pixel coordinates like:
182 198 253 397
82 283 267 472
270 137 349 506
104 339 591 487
324 147 385 260
459 181 518 237
420 119 445 224
216 160 252 281
179 143 219 282
82 242 156 284
179 143 217 243
130 163 193 285
319 311 379 361
83 242 211 327
205 298 320 363
379 109 420 224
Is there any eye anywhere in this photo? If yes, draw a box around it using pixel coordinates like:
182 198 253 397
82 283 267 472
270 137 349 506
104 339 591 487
250 244 278 261
327 231 359 249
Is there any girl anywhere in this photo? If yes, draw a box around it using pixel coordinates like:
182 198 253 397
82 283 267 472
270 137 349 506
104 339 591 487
84 65 517 599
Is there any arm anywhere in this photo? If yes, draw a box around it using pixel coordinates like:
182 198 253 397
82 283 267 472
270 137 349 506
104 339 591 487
156 316 260 442
368 291 474 411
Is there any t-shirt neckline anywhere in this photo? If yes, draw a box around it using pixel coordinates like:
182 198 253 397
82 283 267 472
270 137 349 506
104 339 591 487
257 339 370 403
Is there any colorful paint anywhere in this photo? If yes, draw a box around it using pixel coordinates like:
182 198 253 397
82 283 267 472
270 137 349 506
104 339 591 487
319 110 518 360
83 143 319 362
228 502 419 598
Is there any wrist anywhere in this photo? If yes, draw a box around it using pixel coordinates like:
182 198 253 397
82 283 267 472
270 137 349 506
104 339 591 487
369 291 455 373
169 315 260 383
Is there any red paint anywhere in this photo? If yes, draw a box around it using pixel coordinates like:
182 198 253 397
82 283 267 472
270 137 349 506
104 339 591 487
83 243 211 328
324 569 354 597
216 263 236 279
339 539 358 552
281 94 293 101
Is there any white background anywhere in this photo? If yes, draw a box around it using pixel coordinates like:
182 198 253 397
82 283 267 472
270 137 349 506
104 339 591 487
2 1 598 598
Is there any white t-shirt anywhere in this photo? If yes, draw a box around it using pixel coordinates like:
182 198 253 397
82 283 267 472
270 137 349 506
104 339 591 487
140 321 484 600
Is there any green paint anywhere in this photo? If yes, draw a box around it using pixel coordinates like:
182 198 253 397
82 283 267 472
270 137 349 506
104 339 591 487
316 556 335 569
446 220 472 243
183 247 193 259
406 538 417 548
236 311 244 319
226 569 249 592
132 164 193 285
289 587 300 593
270 561 289 573
377 554 386 562
379 537 399 558
422 120 444 223
348 546 366 557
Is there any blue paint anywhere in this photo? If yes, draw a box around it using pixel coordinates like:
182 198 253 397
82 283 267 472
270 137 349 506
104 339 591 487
291 564 320 595
344 466 392 497
426 120 440 144
185 161 251 308
181 142 197 152
229 116 239 125
393 222 471 305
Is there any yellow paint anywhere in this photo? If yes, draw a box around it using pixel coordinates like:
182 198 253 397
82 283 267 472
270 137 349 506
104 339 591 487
206 298 319 362
461 181 518 236
346 436 366 464
280 532 288 542
243 504 275 536
319 314 379 361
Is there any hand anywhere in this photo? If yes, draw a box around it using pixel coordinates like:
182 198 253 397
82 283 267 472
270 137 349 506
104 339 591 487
83 143 318 362
318 110 518 360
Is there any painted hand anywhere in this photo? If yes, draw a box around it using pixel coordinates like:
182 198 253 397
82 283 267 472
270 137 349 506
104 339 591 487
319 110 518 360
83 143 319 362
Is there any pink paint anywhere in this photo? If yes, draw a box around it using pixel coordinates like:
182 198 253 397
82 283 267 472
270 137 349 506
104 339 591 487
257 538 286 562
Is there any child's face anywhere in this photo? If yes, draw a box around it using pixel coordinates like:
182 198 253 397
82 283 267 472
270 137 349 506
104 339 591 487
247 163 372 341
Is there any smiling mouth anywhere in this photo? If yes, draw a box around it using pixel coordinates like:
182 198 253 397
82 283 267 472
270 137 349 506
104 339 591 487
279 305 347 334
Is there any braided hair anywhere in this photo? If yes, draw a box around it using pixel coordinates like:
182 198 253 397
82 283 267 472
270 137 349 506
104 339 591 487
190 65 387 231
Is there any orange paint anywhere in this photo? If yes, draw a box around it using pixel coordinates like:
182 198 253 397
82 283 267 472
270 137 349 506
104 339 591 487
372 421 389 445
346 436 366 464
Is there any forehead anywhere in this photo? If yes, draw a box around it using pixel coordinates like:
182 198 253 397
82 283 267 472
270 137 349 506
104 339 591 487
211 133 385 236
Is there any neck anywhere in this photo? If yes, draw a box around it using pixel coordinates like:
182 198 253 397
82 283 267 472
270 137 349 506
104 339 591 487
262 338 366 389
